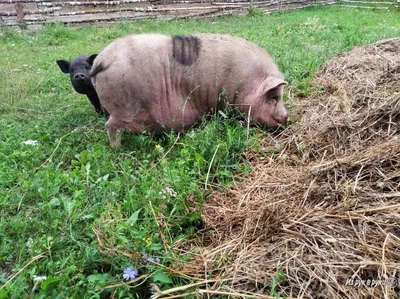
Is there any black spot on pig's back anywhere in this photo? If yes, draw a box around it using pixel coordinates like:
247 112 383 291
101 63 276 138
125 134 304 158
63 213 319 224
172 35 201 66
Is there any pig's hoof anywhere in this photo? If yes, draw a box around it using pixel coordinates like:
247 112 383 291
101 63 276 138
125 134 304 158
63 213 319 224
110 139 121 149
110 141 121 149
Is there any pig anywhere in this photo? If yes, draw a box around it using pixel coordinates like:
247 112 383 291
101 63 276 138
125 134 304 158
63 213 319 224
56 54 107 116
90 34 289 148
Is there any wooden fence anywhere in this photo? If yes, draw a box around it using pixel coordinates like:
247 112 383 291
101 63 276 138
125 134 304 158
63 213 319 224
0 0 398 29
339 0 399 10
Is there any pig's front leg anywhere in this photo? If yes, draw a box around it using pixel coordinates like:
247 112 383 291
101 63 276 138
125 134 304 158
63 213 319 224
86 92 102 114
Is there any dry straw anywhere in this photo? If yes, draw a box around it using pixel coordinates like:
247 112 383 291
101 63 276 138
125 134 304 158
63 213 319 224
185 38 400 298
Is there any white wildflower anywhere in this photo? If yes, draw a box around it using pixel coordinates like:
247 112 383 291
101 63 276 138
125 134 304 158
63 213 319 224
22 140 39 146
26 238 33 249
159 187 177 199
33 275 47 283
32 275 47 292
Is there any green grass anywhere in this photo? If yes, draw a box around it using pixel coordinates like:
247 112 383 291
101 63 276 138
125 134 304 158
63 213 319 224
0 6 399 298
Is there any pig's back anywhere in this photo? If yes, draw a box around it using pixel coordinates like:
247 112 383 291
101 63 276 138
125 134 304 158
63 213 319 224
195 34 280 80
93 34 175 120
186 34 282 106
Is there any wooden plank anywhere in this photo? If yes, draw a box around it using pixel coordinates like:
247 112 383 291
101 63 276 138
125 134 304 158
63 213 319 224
212 0 301 5
211 0 309 8
42 1 148 6
1 6 60 16
0 3 38 16
171 0 213 3
0 3 36 11
58 2 149 13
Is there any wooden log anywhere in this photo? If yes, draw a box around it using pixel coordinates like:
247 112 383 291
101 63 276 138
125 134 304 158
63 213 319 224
1 16 18 26
213 0 310 6
262 4 308 12
41 1 149 7
313 0 338 5
174 7 237 17
337 4 391 8
1 6 61 16
59 2 150 12
0 3 36 12
2 14 44 26
340 0 396 4
212 1 273 5
170 0 212 3
259 0 314 11
183 8 243 18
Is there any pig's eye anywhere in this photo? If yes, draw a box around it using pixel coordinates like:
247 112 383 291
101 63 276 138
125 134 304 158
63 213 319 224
266 96 278 104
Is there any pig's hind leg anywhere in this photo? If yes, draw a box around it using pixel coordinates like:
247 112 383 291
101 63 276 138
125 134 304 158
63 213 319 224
105 116 127 148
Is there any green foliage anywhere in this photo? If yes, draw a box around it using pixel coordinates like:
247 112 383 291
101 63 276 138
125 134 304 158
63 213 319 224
152 271 173 284
1 6 400 298
270 269 286 298
248 7 263 17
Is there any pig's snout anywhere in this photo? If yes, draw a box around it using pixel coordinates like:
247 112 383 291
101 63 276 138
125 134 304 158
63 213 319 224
275 111 289 124
74 73 87 82
272 100 290 125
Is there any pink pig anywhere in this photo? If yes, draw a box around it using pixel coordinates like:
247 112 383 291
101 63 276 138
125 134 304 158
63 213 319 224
90 34 289 148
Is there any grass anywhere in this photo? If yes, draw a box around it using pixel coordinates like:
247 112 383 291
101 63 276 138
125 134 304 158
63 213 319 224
0 6 399 298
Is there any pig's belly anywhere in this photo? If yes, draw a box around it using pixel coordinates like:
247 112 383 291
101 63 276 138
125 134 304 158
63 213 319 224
127 95 210 134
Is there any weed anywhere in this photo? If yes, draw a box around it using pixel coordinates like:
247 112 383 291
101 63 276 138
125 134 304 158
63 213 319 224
270 269 286 298
248 7 263 17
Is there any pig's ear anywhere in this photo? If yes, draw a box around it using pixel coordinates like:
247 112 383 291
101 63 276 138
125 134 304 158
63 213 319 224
56 60 70 73
88 54 98 66
264 76 287 93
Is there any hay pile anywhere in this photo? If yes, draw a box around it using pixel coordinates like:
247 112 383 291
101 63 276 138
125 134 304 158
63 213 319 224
194 38 400 298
